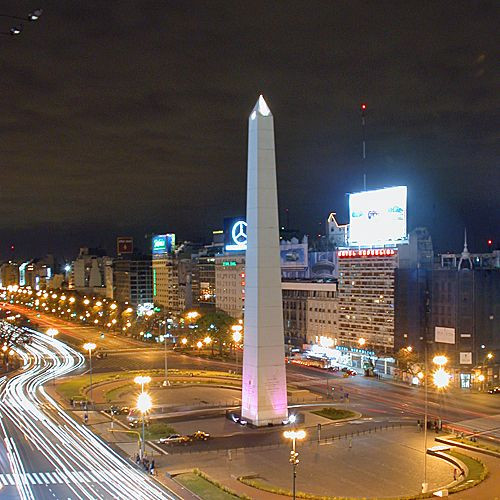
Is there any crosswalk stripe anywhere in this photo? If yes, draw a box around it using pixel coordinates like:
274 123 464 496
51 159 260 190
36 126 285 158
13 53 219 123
46 472 58 484
51 472 63 484
0 469 137 487
38 472 50 484
32 472 43 485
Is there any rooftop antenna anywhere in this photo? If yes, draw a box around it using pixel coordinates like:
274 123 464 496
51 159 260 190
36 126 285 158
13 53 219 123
361 103 367 190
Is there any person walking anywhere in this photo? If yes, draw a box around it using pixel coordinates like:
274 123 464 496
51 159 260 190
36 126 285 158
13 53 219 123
150 459 155 476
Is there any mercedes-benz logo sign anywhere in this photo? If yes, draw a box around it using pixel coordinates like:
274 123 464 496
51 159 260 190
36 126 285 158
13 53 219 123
232 220 247 247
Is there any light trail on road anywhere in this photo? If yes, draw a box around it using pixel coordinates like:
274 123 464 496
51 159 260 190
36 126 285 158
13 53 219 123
0 322 177 500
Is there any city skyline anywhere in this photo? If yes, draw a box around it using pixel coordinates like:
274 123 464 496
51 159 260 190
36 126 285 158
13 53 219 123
0 1 498 258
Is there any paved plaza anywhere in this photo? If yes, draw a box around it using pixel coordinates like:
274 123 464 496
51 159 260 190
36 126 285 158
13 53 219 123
161 427 455 498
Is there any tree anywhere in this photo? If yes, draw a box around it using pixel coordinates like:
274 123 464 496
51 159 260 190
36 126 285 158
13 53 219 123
395 347 423 378
196 310 236 355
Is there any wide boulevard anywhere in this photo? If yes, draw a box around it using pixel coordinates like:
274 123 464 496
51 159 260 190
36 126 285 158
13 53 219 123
0 321 177 500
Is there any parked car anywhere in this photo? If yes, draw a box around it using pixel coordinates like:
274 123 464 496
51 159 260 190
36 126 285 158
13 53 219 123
190 431 210 441
157 434 190 445
487 387 500 394
118 406 130 415
104 405 119 415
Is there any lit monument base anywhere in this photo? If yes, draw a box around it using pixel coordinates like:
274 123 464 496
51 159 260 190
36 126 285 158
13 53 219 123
241 344 288 426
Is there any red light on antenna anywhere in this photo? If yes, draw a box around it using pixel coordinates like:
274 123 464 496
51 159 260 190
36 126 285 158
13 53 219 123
361 103 367 111
487 239 492 246
10 245 14 251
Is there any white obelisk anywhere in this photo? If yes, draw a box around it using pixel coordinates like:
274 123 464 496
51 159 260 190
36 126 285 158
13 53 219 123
241 95 288 426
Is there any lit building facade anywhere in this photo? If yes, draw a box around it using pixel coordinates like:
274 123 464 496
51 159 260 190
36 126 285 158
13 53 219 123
282 281 338 349
0 262 19 287
70 247 110 296
113 254 153 307
215 255 245 319
338 248 398 352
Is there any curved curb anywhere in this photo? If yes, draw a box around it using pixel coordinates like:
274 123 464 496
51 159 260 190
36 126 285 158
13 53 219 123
435 435 500 458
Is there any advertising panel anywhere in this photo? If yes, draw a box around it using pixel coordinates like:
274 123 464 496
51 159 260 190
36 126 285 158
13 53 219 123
224 217 247 252
460 352 472 365
117 237 133 255
435 326 456 344
152 233 176 255
349 186 407 246
280 243 308 269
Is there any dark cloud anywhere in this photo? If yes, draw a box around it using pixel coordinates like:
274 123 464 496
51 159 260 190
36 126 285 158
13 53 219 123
0 0 498 259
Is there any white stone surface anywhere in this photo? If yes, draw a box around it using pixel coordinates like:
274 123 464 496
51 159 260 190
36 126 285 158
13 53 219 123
241 96 288 426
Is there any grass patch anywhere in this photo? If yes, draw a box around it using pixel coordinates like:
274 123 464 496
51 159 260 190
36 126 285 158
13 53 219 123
238 476 353 499
176 471 241 499
105 383 134 403
447 450 488 493
311 407 357 421
144 422 176 440
451 436 500 454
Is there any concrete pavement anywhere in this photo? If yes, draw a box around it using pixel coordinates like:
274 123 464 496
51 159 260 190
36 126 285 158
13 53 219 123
159 427 456 498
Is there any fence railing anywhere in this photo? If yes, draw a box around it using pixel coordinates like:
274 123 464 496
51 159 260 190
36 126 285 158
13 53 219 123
167 421 411 456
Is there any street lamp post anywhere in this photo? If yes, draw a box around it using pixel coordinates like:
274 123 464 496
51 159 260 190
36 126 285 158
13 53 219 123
422 353 450 493
134 375 152 394
284 430 306 500
83 343 96 408
136 391 152 460
231 325 243 368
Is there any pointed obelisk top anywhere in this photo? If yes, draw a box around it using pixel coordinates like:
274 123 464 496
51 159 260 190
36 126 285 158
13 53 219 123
251 94 272 118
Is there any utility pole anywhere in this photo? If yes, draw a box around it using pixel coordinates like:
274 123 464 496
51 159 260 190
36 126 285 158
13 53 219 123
361 103 367 190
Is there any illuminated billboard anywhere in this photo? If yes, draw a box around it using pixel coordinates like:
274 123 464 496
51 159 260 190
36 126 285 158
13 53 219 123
349 186 407 246
224 217 247 252
280 243 308 269
152 234 175 255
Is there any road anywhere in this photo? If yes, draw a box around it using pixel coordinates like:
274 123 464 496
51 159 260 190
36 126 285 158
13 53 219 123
0 302 146 351
4 304 499 438
0 322 177 500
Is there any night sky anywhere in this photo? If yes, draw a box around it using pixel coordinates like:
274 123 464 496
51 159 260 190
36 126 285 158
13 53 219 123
1 1 498 260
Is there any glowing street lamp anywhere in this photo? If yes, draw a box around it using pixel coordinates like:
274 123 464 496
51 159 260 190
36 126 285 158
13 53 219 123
136 391 152 460
83 342 96 408
196 341 203 349
358 337 366 347
181 338 187 346
432 355 448 367
134 375 151 393
284 429 306 500
433 368 451 389
232 324 243 365
203 336 212 345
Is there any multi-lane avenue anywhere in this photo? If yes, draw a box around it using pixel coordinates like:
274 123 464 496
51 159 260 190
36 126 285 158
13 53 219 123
0 322 177 500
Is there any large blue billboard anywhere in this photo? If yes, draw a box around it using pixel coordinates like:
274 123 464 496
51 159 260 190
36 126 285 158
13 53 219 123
152 233 176 255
